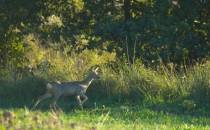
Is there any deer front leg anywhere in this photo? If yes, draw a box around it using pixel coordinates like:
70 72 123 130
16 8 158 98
81 94 88 105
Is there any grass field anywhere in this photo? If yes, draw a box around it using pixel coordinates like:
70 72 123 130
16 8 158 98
0 62 209 130
0 44 209 130
0 100 210 130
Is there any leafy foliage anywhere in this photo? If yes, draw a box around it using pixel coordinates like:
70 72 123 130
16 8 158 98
0 0 209 67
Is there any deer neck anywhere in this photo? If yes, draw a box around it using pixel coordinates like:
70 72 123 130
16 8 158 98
81 75 94 88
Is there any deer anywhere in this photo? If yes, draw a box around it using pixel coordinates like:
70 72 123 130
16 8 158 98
32 67 100 110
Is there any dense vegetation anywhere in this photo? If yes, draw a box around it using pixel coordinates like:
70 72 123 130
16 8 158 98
0 0 209 66
0 0 209 129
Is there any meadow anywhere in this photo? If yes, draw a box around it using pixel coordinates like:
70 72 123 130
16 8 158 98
1 1 210 129
0 36 210 130
0 38 209 129
0 102 210 130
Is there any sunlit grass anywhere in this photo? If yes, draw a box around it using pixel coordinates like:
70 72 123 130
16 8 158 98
0 104 210 130
0 35 209 129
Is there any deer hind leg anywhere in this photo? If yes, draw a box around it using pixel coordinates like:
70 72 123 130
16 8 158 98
32 93 52 110
50 94 60 111
76 95 83 109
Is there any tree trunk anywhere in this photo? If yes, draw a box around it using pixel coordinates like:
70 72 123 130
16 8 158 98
124 0 131 22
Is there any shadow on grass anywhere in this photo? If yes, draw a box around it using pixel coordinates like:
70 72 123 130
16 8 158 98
1 97 210 128
1 77 210 121
0 96 114 112
1 96 210 117
146 101 210 118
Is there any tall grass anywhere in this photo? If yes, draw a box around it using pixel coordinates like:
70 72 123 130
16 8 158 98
0 34 209 106
99 61 210 105
1 60 209 106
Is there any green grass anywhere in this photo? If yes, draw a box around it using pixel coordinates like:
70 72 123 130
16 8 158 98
0 60 209 129
0 39 209 130
0 102 210 130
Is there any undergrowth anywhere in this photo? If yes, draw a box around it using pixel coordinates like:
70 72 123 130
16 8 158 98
0 34 209 108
